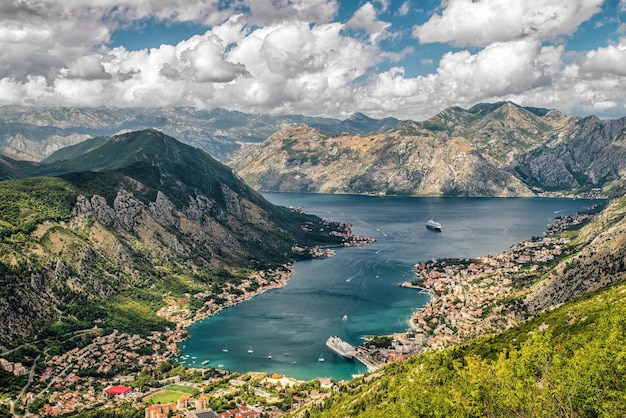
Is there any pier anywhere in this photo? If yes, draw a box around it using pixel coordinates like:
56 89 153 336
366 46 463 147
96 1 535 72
325 336 382 372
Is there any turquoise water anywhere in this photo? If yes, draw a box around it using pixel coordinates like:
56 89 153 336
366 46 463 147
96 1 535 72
181 195 602 381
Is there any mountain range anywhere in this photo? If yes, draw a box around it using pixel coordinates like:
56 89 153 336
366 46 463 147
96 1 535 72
231 102 626 197
0 106 398 163
4 102 625 198
0 129 363 347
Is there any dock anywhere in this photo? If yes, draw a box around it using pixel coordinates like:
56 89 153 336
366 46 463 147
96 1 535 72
325 336 382 372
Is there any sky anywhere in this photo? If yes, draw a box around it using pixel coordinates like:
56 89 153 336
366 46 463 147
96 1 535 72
1 0 625 120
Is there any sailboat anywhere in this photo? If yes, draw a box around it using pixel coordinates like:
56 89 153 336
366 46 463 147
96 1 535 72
247 346 254 354
222 345 229 353
318 354 325 362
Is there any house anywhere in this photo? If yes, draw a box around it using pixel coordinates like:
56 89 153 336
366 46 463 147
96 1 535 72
103 385 131 397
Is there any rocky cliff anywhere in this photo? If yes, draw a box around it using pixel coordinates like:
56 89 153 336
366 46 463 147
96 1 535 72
510 115 626 194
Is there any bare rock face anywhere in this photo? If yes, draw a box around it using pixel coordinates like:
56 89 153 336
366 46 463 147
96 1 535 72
231 103 626 197
524 195 626 314
231 125 533 197
509 116 626 193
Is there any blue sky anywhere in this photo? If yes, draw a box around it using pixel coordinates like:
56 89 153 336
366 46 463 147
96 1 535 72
1 0 625 120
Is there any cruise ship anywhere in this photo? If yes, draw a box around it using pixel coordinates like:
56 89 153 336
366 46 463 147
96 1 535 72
325 336 357 358
426 219 442 232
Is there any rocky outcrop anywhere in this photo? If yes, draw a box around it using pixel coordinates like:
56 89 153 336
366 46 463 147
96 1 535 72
509 116 626 193
524 195 626 314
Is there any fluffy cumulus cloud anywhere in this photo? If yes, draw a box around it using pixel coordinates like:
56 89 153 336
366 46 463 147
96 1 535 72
346 2 391 42
413 0 604 47
0 0 625 119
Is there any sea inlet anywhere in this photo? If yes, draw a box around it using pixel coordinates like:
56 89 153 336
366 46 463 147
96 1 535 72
180 194 603 381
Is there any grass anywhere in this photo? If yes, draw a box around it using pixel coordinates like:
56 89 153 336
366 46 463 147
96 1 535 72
144 384 198 404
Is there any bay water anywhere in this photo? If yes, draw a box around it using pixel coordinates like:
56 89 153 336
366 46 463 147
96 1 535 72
181 194 602 381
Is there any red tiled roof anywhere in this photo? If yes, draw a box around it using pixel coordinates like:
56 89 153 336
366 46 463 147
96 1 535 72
104 385 131 395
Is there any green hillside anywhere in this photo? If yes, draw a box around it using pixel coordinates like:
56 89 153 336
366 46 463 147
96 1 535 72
302 279 626 417
0 129 362 347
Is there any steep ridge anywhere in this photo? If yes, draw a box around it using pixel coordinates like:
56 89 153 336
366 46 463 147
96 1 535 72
232 102 626 197
510 115 626 194
0 129 363 347
231 124 533 197
524 193 626 314
422 101 576 165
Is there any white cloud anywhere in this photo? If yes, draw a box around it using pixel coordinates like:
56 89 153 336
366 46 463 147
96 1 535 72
66 56 112 80
346 2 391 42
0 0 624 121
413 0 603 47
355 39 562 118
578 39 626 77
181 36 248 82
245 0 339 25
398 1 410 16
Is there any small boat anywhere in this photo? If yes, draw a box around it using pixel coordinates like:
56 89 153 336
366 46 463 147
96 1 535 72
268 354 272 359
346 277 352 282
426 219 442 232
202 360 210 365
318 355 325 362
222 346 229 353
247 347 254 354
218 364 224 368
342 314 348 321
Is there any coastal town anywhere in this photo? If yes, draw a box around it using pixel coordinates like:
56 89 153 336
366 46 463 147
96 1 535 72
0 210 596 417
407 210 596 348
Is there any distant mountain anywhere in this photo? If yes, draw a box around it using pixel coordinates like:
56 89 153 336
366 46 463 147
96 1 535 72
0 106 400 163
509 115 626 193
419 101 576 164
231 102 626 197
229 124 533 197
0 129 363 347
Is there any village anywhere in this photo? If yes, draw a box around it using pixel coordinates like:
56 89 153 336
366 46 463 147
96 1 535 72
409 211 596 347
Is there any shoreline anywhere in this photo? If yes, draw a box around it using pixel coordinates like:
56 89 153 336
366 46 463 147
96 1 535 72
398 281 436 333
404 209 597 349
158 263 296 354
162 236 376 364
